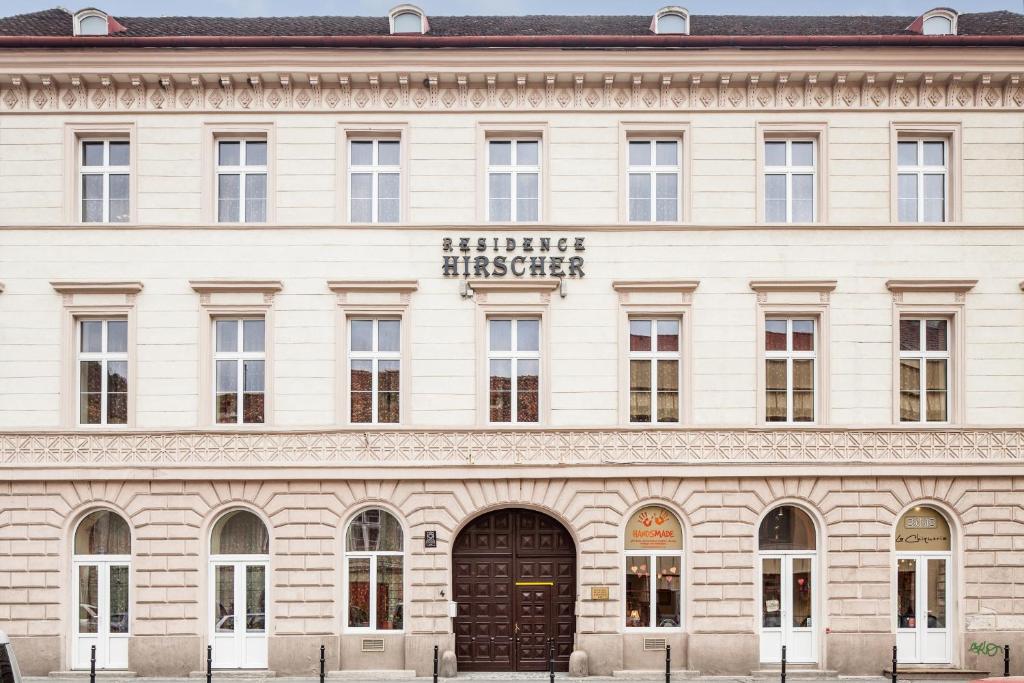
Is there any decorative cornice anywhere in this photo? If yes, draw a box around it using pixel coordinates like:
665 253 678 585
50 280 143 294
612 279 700 293
466 278 560 293
189 279 283 294
0 427 1022 468
885 279 977 294
327 280 419 294
749 279 838 293
2 71 1021 113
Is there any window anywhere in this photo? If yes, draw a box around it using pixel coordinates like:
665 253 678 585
78 319 128 425
349 318 401 424
765 318 815 423
80 140 129 223
214 318 266 424
897 139 947 223
216 139 267 223
628 139 680 222
487 139 540 222
651 7 690 34
349 139 400 223
923 15 952 34
628 318 680 423
764 139 815 223
392 12 422 33
624 506 683 629
74 10 109 36
488 318 540 423
899 318 950 423
345 509 404 631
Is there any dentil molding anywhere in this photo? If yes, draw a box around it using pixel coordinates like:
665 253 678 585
1 71 1022 113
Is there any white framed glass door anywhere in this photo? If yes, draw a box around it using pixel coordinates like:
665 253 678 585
759 554 815 663
72 559 130 670
896 554 951 663
210 560 267 669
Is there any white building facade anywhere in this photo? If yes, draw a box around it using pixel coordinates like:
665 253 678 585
0 4 1023 678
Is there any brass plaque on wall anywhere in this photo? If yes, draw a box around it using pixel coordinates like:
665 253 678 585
590 586 610 600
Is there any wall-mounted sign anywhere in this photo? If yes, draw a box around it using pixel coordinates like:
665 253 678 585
895 507 951 551
624 506 683 551
590 586 610 601
424 530 437 548
442 236 585 278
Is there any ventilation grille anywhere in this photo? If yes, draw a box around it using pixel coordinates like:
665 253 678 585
361 638 385 652
643 637 667 651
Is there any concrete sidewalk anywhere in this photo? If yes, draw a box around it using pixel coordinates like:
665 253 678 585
26 676 981 683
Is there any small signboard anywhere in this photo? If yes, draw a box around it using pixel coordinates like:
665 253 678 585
424 530 437 548
590 586 610 600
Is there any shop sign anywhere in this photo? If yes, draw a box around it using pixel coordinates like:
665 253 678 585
624 506 682 551
895 507 951 551
442 236 585 278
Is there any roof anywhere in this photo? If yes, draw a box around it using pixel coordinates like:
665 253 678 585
0 7 1022 47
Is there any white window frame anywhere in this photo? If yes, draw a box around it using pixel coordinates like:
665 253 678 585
486 138 541 223
763 138 816 224
898 317 952 424
215 137 268 224
627 317 682 423
627 138 682 223
487 317 541 424
76 318 128 427
212 317 266 425
347 139 401 224
624 549 684 630
79 139 130 224
343 509 405 633
348 318 402 425
897 138 949 224
764 317 817 424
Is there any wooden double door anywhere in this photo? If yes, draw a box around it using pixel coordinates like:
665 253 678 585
453 509 576 672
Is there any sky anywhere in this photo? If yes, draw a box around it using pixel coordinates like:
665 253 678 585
2 0 1023 17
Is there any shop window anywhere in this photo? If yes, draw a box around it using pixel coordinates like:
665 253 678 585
624 505 683 629
345 509 404 631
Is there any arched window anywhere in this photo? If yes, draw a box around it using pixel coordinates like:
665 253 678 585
74 11 109 36
624 505 683 628
894 506 953 663
210 510 269 555
75 510 131 555
759 505 816 551
388 5 427 34
923 15 952 34
345 509 404 630
757 505 818 663
72 510 131 669
652 7 690 35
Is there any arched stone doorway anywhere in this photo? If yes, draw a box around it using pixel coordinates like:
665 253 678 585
452 508 576 672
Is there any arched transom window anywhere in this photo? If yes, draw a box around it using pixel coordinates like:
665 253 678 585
759 505 816 551
345 509 404 630
210 510 269 555
624 505 683 628
75 510 131 556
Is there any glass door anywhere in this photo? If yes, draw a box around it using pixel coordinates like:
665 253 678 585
896 555 950 663
210 561 267 669
73 561 130 669
760 555 815 663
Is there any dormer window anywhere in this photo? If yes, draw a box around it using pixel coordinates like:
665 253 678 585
388 4 428 35
919 8 958 35
652 6 689 35
74 9 109 36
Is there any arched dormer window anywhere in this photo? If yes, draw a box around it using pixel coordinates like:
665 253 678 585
919 8 958 35
388 4 428 35
74 9 109 36
651 6 689 35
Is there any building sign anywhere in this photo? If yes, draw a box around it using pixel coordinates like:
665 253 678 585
590 586 610 600
424 530 437 548
442 236 585 278
624 506 683 551
895 506 951 551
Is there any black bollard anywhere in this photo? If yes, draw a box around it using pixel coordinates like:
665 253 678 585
781 645 787 683
90 645 96 683
1005 645 1011 678
433 644 439 683
891 645 898 683
665 644 671 683
319 644 325 683
207 644 213 683
549 639 555 683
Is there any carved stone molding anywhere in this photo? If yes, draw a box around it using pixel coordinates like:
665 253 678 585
2 71 1021 113
1 427 1023 468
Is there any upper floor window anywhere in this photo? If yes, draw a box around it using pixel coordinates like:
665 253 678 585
388 4 428 34
899 318 949 423
78 319 128 425
652 7 690 34
765 318 815 423
628 139 681 222
487 139 540 223
349 318 401 424
921 9 957 35
216 139 267 223
897 139 947 223
629 318 680 423
488 318 540 423
214 318 265 424
81 140 129 223
349 139 400 223
764 139 815 223
74 9 109 36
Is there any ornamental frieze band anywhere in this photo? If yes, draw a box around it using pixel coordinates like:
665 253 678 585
2 71 1023 112
1 427 1022 467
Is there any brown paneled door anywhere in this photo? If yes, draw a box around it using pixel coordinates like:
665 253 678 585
453 509 576 672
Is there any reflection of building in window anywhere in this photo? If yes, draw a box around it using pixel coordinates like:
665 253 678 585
345 509 404 631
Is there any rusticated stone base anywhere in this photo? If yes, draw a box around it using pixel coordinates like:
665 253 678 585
9 636 61 676
687 633 757 675
826 632 892 676
576 634 623 675
269 634 339 677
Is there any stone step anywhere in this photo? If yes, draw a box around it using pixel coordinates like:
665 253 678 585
611 670 700 679
326 671 416 680
883 668 991 680
188 671 276 679
751 669 838 679
48 673 137 679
